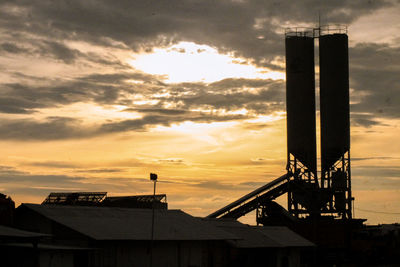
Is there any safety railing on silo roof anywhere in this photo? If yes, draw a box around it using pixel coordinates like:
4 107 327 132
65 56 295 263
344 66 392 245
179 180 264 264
319 24 348 35
285 25 348 38
285 27 314 38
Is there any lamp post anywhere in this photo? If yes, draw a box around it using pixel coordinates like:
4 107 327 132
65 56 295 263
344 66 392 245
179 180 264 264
149 173 157 267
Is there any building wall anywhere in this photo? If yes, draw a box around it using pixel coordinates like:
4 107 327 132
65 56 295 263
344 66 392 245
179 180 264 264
39 251 75 267
89 240 227 267
276 248 302 267
15 206 91 247
227 247 304 267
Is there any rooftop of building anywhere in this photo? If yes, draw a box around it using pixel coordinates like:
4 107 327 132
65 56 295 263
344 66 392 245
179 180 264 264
18 203 235 241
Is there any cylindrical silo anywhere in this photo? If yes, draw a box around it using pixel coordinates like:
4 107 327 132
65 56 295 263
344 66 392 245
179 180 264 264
319 33 350 173
285 35 317 174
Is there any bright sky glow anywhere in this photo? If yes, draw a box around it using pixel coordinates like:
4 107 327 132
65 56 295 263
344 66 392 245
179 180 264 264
1 0 400 225
37 103 142 123
350 4 400 46
129 42 285 83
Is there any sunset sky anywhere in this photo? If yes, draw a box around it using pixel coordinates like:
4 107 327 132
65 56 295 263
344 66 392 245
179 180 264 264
0 0 399 225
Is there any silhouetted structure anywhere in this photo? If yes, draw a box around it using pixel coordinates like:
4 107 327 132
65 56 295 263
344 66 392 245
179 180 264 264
285 31 319 218
12 203 313 267
207 25 373 266
208 25 353 221
207 219 314 267
102 194 168 209
0 193 15 226
42 192 107 205
0 225 49 267
42 192 168 209
319 31 352 219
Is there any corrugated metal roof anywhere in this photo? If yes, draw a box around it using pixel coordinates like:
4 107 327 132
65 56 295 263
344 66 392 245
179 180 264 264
0 225 49 238
21 204 236 241
254 226 314 247
0 242 93 251
206 219 314 248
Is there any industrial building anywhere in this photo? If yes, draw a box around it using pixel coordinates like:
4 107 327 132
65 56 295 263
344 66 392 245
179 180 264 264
0 192 315 267
0 191 316 267
207 25 400 265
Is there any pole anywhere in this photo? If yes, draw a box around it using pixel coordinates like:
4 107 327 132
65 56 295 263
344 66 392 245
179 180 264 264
150 177 157 267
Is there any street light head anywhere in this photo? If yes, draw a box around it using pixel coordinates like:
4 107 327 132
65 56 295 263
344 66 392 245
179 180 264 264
150 173 158 181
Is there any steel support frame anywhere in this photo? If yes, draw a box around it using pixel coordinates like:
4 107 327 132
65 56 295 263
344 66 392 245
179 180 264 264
286 153 319 218
320 150 352 219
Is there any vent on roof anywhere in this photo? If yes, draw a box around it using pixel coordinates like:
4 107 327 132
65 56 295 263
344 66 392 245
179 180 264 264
41 192 168 209
42 192 107 206
102 194 168 209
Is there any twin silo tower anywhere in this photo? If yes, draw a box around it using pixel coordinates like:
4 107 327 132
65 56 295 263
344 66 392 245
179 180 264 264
285 26 352 219
207 26 353 222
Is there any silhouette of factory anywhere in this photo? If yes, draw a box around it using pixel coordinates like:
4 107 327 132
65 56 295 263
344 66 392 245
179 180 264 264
1 26 400 267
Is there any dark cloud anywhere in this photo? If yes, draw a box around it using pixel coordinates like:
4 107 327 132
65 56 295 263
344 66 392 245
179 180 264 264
0 71 164 114
0 0 398 135
26 161 79 168
0 35 130 68
0 112 249 140
0 42 26 54
352 156 399 161
0 166 85 187
37 40 83 64
158 78 285 114
97 113 249 135
156 159 185 165
0 117 91 140
75 168 126 173
126 108 188 115
351 113 385 127
0 0 391 69
353 165 400 178
249 158 284 166
350 43 400 122
0 165 26 176
0 97 41 114
352 165 400 190
241 122 270 130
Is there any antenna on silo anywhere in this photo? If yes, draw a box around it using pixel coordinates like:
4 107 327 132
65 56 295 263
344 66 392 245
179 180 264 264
318 12 321 29
317 11 321 37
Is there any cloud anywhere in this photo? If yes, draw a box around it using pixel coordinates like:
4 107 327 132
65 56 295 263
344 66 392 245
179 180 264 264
75 168 126 174
352 156 399 161
26 161 80 168
0 0 398 135
351 113 385 127
352 165 400 190
0 165 152 199
97 113 248 135
0 97 41 114
0 0 391 69
0 112 248 140
353 165 400 178
126 108 188 115
156 78 285 114
0 71 164 114
350 43 400 122
37 40 83 64
0 42 26 54
0 117 92 140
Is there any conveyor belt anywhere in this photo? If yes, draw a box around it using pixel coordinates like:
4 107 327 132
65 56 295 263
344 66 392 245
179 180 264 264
206 173 292 219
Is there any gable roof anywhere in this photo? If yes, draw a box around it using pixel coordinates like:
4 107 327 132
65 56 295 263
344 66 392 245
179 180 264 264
206 219 314 248
253 226 314 247
0 225 49 239
20 204 235 241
